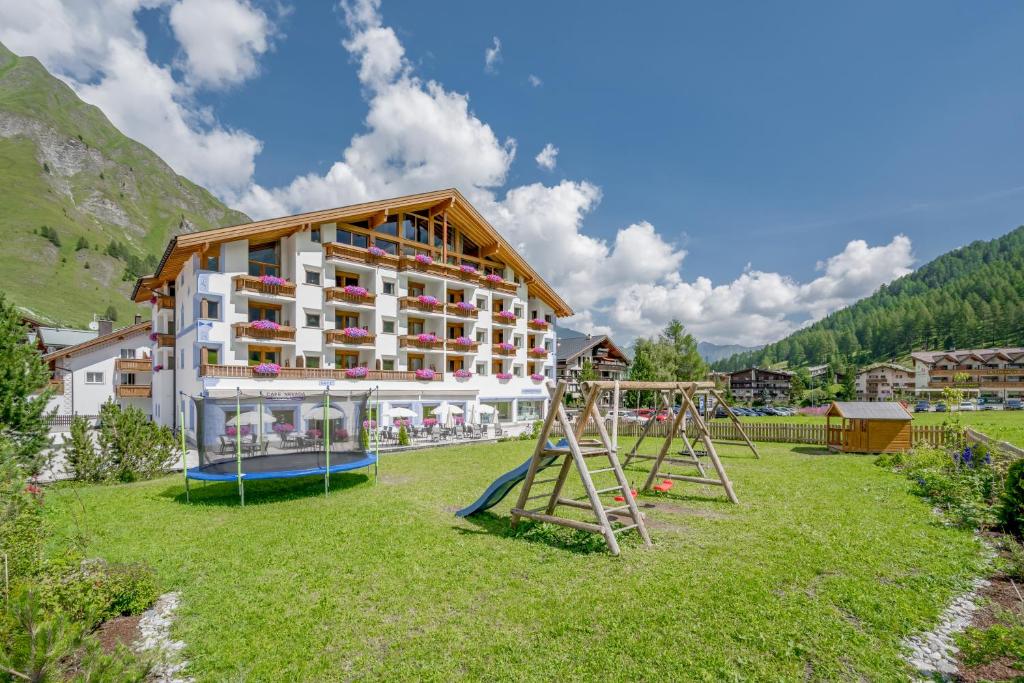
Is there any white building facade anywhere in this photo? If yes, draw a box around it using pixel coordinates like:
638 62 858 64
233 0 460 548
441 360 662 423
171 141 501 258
134 189 570 437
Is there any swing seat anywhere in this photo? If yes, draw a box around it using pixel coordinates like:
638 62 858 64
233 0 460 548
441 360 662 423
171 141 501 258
614 489 638 502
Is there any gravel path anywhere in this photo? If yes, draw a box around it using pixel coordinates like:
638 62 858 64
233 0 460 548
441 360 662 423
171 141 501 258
134 592 193 683
904 577 990 680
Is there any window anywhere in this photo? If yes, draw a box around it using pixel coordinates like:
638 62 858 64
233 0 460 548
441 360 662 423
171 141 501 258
120 373 136 386
513 365 523 377
311 227 321 243
336 311 360 329
305 270 321 286
492 401 512 422
86 372 104 384
517 400 543 421
514 305 524 318
382 280 395 295
408 354 425 371
447 323 465 339
248 346 280 365
447 288 464 304
373 238 398 255
447 357 464 372
382 319 395 334
336 271 361 287
476 330 487 344
402 213 430 244
305 312 321 328
514 335 523 347
306 355 321 369
204 347 219 365
337 228 369 249
335 351 360 369
248 241 280 277
200 298 219 320
202 253 219 272
408 281 425 297
119 348 136 359
476 296 487 309
381 358 395 371
376 217 399 237
407 318 425 335
249 303 281 323
475 362 486 376
491 359 503 375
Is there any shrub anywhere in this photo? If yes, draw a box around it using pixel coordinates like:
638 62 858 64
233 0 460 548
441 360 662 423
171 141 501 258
97 401 176 482
956 612 1024 670
65 415 104 482
37 557 158 627
1000 459 1024 536
398 426 410 446
1000 537 1024 581
0 457 45 583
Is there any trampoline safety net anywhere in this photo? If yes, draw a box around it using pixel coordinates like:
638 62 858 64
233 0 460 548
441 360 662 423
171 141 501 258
190 390 377 482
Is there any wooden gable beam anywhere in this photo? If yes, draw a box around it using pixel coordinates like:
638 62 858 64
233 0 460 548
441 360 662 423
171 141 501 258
480 242 500 258
368 210 388 229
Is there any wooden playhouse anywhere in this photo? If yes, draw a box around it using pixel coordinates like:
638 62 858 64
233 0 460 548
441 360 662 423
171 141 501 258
825 401 913 453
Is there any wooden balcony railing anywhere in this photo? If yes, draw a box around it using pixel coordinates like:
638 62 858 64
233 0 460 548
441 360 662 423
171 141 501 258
233 274 296 299
492 344 518 356
528 349 550 359
482 278 518 295
156 295 174 311
324 329 376 346
445 340 479 353
116 358 153 372
492 313 517 326
527 320 550 331
400 335 445 350
233 322 296 342
48 378 65 394
156 333 175 348
116 385 152 398
199 364 443 382
324 287 376 306
399 296 445 314
323 242 400 269
445 302 479 319
398 255 451 278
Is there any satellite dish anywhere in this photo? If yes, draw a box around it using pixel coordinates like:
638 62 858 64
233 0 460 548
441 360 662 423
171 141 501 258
87 321 98 331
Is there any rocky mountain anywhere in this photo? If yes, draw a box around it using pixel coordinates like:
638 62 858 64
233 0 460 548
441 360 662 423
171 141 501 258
697 341 762 363
0 41 249 326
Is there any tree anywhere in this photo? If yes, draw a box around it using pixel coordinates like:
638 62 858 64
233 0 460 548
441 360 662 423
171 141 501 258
75 236 89 251
0 295 53 475
839 371 857 401
626 341 657 408
660 320 707 381
103 305 118 322
579 358 598 383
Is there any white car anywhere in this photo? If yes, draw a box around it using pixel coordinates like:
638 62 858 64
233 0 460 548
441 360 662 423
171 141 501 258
957 401 976 411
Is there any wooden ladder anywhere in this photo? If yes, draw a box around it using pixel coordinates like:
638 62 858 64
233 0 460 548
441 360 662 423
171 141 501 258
510 381 652 556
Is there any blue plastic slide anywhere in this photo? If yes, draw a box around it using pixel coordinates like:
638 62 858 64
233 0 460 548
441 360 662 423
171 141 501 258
455 440 566 517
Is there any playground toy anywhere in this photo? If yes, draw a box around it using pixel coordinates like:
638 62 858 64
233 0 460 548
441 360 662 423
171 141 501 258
616 381 746 504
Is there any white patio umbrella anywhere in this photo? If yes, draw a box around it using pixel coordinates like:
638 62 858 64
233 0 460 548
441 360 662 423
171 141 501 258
477 404 496 414
226 410 275 427
301 404 347 420
387 407 417 418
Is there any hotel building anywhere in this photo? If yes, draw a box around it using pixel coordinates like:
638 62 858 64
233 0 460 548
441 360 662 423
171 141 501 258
130 189 571 433
911 348 1024 401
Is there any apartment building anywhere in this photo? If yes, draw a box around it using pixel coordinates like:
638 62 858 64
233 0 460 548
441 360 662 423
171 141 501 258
911 348 1024 401
130 189 571 433
728 367 793 403
854 362 914 402
555 334 629 405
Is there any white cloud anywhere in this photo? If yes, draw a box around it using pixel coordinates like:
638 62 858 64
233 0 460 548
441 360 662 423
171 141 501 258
528 74 542 87
0 0 273 195
484 36 501 73
169 0 275 90
535 143 558 170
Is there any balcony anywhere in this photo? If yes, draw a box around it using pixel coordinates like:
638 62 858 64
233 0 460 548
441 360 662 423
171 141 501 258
324 329 376 346
155 295 174 311
233 322 296 342
116 358 153 372
445 339 479 354
324 241 400 269
116 385 152 398
155 333 175 348
492 312 518 327
528 348 550 359
493 344 518 357
481 276 518 295
199 364 443 382
398 255 451 279
233 274 296 299
48 377 64 394
399 296 445 315
400 335 445 351
445 302 479 319
527 319 551 332
324 287 376 308
447 265 483 286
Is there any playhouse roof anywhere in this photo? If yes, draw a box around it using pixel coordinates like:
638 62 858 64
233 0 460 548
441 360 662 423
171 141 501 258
826 401 912 421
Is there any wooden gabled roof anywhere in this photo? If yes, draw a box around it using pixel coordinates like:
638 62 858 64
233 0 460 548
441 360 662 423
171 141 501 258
131 188 573 316
42 321 151 363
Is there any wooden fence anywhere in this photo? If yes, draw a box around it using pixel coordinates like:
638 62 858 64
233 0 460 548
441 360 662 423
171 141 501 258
47 415 98 431
553 419 951 448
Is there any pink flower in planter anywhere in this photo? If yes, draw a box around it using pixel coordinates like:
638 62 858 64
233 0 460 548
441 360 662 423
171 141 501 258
417 333 439 343
415 368 436 380
414 253 433 265
422 417 437 426
149 295 158 305
459 264 478 274
455 416 465 425
417 294 440 307
497 342 515 352
259 275 288 286
149 332 159 342
272 422 294 433
454 336 474 346
362 420 377 429
307 428 322 439
495 372 513 380
530 346 547 355
251 319 281 331
530 373 546 382
393 418 410 427
485 273 504 284
343 285 368 297
253 362 281 375
153 364 163 373
368 245 387 257
529 318 549 328
455 301 476 312
343 327 369 338
454 369 473 378
345 366 369 378
496 310 517 321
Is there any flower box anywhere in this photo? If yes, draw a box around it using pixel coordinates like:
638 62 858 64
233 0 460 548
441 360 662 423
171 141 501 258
251 320 281 331
417 333 440 343
414 253 434 265
415 368 436 380
259 275 288 287
422 418 437 427
253 362 281 376
362 420 377 429
149 332 159 342
497 342 515 352
343 285 369 297
417 294 441 307
495 372 513 380
342 327 369 338
529 346 547 355
272 423 294 433
530 373 546 382
368 245 387 257
496 310 517 322
454 369 473 378
454 336 474 346
528 318 549 329
459 264 478 274
485 273 504 284
455 301 477 312
345 366 369 378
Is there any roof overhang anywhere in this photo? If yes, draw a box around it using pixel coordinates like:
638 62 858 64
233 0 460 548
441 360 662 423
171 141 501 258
43 321 152 363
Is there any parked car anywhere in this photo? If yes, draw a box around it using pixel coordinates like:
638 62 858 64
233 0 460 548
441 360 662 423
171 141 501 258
957 401 976 412
914 401 930 413
1007 398 1023 411
935 402 947 412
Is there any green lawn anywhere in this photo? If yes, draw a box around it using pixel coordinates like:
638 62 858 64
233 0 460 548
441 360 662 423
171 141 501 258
45 440 985 681
730 410 1024 446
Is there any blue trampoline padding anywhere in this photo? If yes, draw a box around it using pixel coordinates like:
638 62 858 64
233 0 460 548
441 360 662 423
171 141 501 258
186 453 377 482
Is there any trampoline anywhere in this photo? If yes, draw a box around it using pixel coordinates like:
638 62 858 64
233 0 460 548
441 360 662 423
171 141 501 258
182 389 379 504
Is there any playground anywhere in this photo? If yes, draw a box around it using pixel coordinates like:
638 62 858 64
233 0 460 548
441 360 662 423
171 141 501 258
45 432 985 680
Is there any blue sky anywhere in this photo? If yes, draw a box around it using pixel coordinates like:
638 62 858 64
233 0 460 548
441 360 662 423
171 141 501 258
3 1 1023 343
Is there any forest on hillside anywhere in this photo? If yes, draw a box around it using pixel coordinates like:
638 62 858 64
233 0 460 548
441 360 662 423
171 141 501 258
712 226 1024 372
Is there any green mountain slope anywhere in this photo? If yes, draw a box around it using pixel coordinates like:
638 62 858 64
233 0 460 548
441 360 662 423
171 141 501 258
713 226 1024 371
0 41 249 326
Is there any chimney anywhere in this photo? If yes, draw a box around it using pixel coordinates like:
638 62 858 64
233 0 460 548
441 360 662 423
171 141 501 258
98 319 113 336
134 314 142 325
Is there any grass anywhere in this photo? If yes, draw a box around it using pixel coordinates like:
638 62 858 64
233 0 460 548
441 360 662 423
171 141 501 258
45 439 986 681
731 410 1024 447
